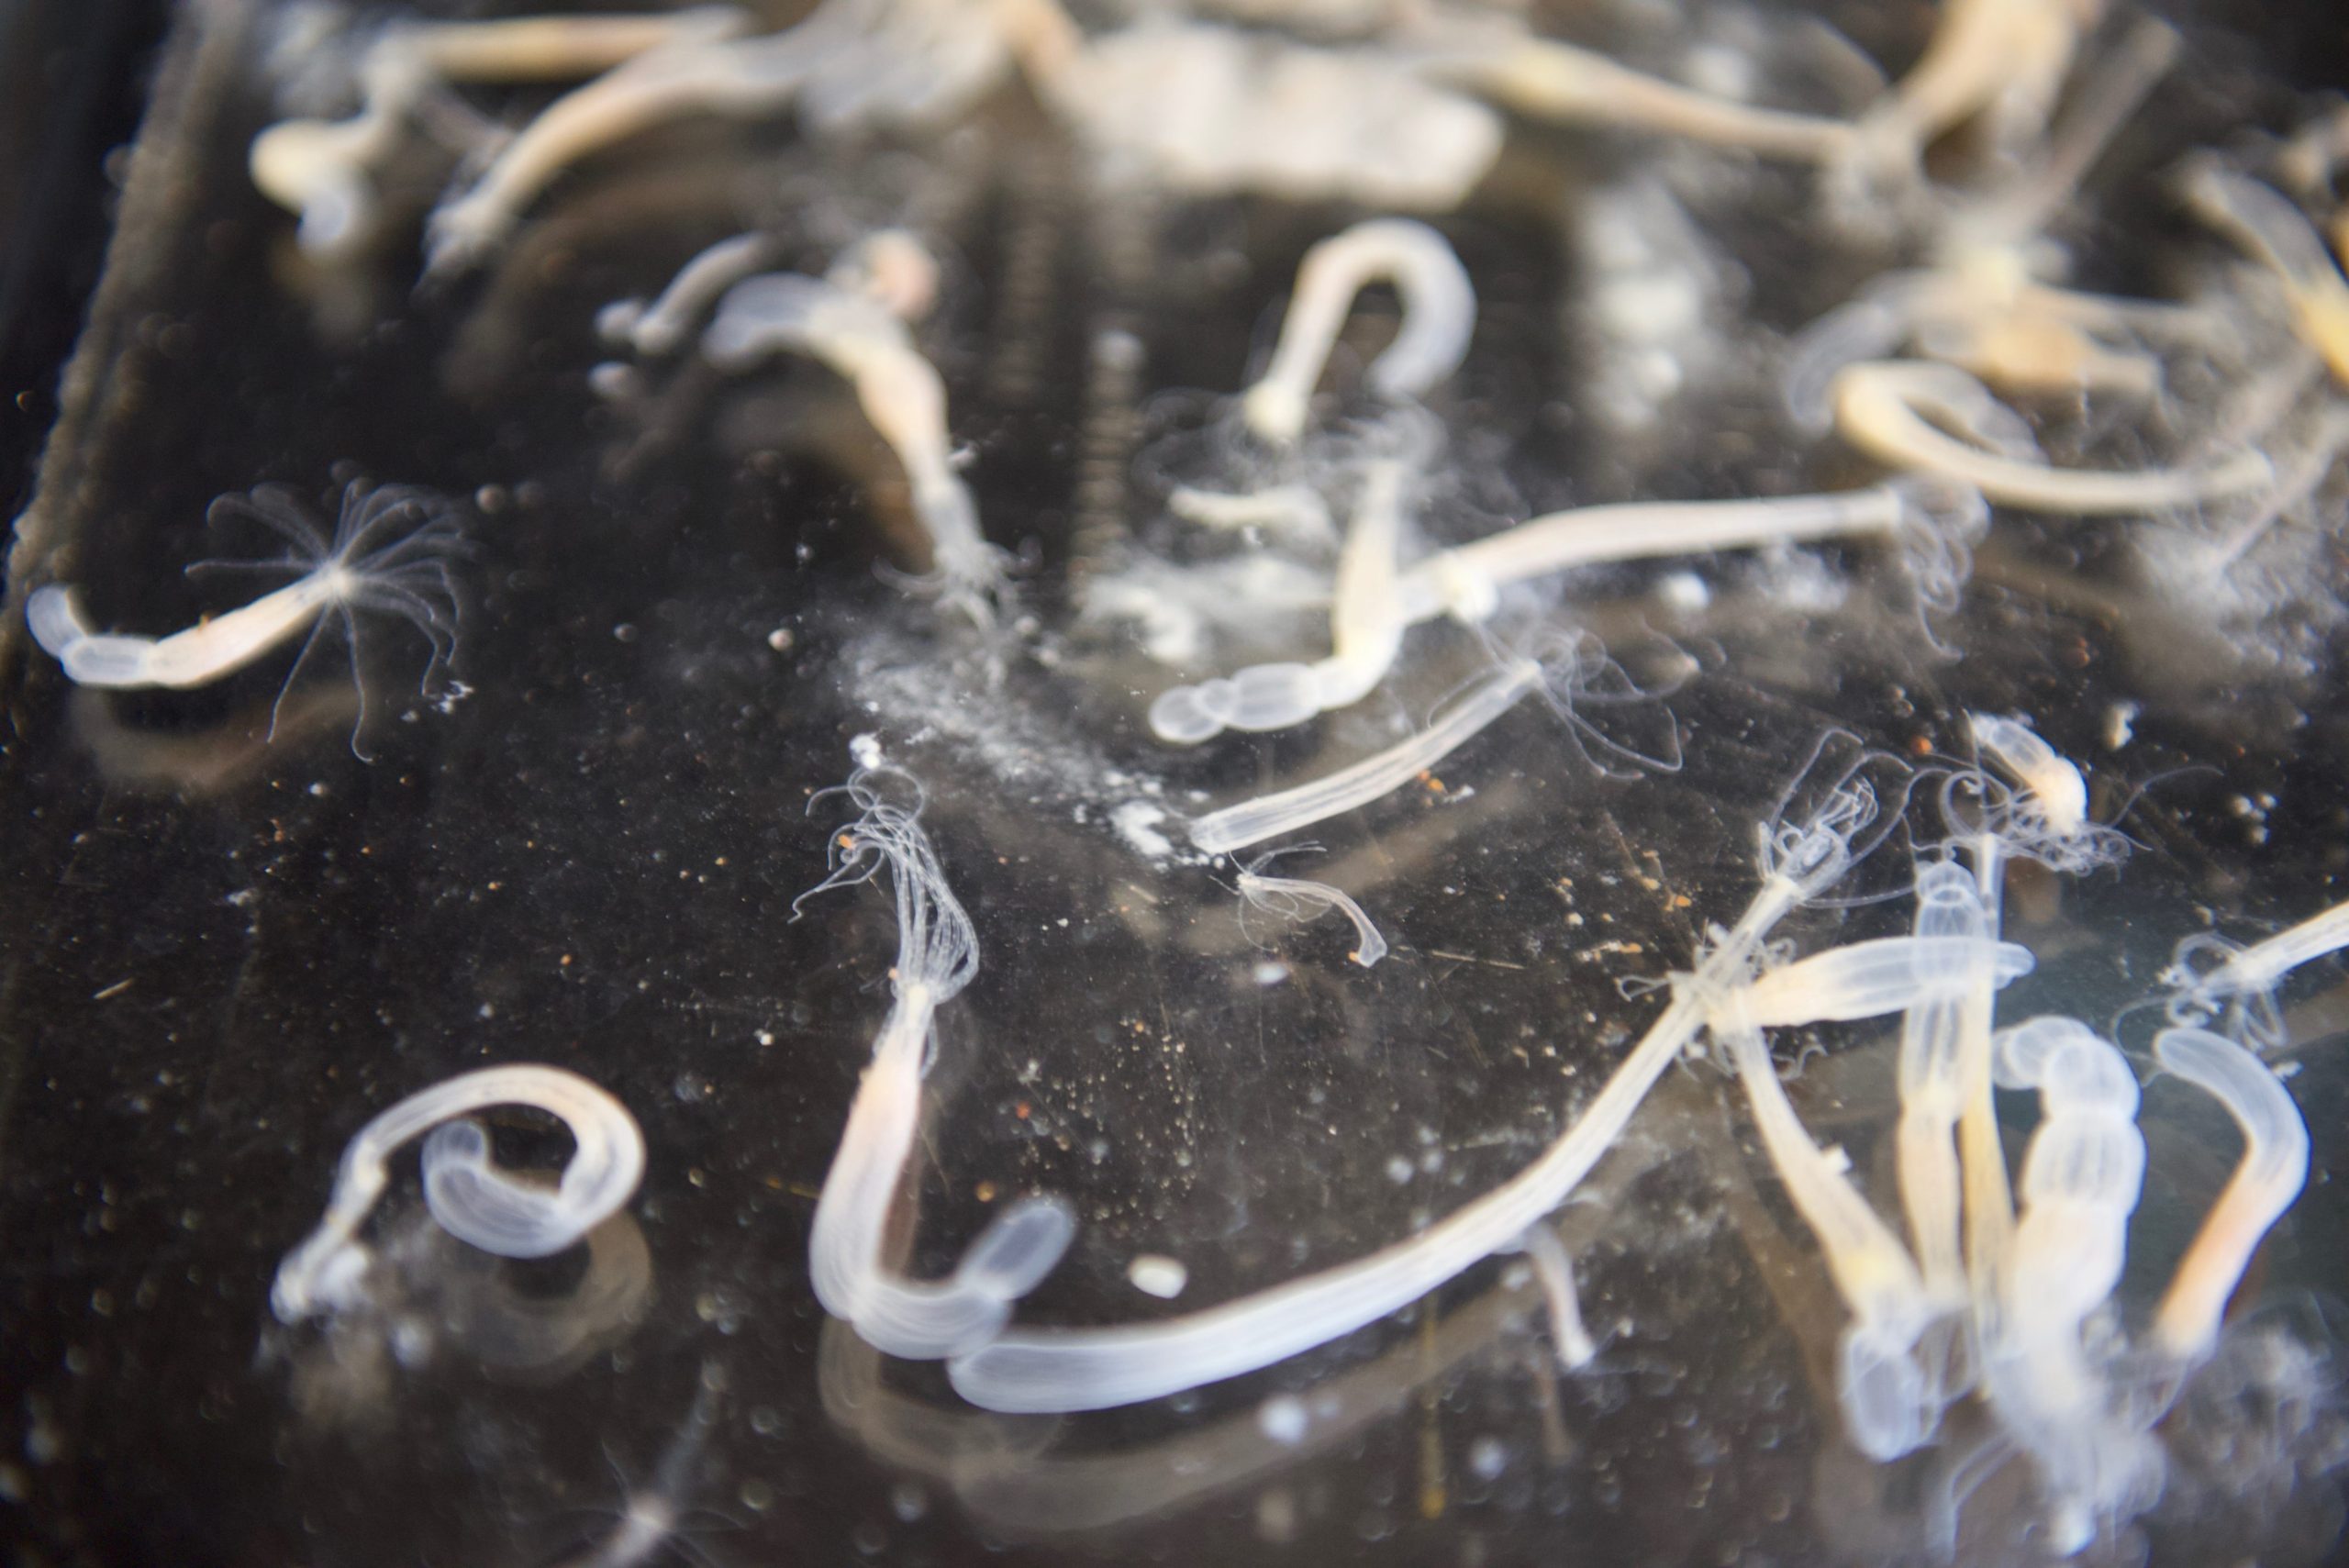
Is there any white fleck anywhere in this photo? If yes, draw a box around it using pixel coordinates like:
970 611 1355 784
1127 1254 1189 1298
1468 1435 1509 1481
1112 800 1174 860
1252 961 1290 987
850 733 885 771
2103 701 2137 751
1258 1395 1308 1444
1386 1155 1414 1184
1656 571 1711 612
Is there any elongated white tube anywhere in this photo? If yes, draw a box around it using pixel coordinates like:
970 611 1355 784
1896 859 1989 1304
1186 658 1542 855
2150 1027 2310 1360
810 989 1076 1357
600 230 780 356
273 1064 645 1323
1433 34 1855 162
1242 219 1475 444
29 575 343 690
1396 485 1906 624
2205 896 2349 999
706 269 1001 608
1513 1220 1597 1369
2181 161 2349 385
948 865 1820 1412
801 771 1074 1360
1989 1016 2155 1556
1719 1005 1935 1460
1738 934 2033 1028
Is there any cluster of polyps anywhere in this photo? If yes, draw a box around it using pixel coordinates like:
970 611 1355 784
64 0 2344 1550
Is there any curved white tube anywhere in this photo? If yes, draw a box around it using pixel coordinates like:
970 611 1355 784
2150 1026 2310 1360
1242 219 1475 444
1186 658 1542 855
273 1063 645 1323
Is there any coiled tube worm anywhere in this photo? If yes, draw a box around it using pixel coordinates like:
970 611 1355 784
797 768 1074 1359
273 1064 646 1323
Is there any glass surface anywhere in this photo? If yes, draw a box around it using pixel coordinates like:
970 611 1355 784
5 4 2347 1564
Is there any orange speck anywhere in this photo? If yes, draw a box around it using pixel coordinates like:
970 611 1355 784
975 1181 997 1202
1014 1101 1031 1120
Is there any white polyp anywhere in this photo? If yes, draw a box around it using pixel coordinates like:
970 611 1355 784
255 8 752 263
606 230 777 357
949 793 1865 1413
1513 1220 1598 1370
1313 458 1409 713
1736 934 2034 1029
2181 161 2349 384
1839 0 2088 179
705 269 1002 614
799 769 1073 1359
419 7 830 273
1831 359 2275 515
26 483 466 747
2149 1027 2311 1361
2205 895 2349 1002
1969 711 2087 840
1433 32 1856 163
1718 1008 1933 1460
272 1064 645 1324
1147 462 1412 743
1186 658 1542 856
1395 484 1909 626
1896 859 1994 1305
1989 1006 2158 1553
1241 218 1475 444
1236 864 1388 969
